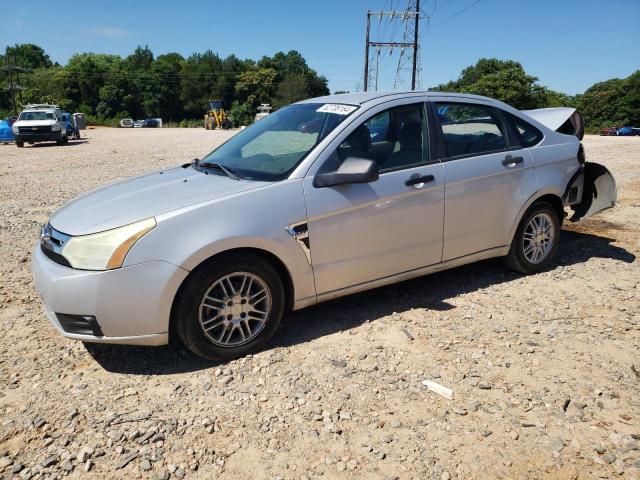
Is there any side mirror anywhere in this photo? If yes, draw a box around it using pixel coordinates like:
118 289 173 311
313 157 379 188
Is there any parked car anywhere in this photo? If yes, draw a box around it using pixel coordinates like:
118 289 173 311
12 104 68 147
143 118 159 128
133 120 145 128
600 127 619 136
616 126 640 136
120 118 134 128
32 92 616 360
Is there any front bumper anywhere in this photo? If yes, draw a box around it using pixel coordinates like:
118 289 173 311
15 132 61 142
32 244 189 346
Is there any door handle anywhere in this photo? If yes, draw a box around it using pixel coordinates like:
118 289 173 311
501 155 524 167
405 174 435 187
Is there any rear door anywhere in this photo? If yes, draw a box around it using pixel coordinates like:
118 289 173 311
432 100 539 261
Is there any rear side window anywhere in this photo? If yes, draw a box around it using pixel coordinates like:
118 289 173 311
507 113 543 147
435 103 506 158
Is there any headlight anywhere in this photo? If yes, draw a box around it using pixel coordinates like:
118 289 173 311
61 218 156 270
51 124 61 131
12 125 18 133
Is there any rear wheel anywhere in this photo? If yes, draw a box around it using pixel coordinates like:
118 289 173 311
174 253 285 360
16 141 24 148
503 201 560 274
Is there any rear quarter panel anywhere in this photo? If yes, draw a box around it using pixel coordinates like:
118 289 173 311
529 134 580 199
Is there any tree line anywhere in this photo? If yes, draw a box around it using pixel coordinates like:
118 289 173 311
0 44 330 126
432 58 639 131
1 45 638 130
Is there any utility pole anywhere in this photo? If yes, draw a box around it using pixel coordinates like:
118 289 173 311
364 11 371 92
1 54 27 116
363 2 421 92
411 0 420 90
5 55 17 116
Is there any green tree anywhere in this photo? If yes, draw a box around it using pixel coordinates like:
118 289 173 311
235 67 277 107
5 43 53 69
273 74 308 108
578 71 640 128
433 58 544 109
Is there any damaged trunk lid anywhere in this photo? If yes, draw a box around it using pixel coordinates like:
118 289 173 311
524 107 616 221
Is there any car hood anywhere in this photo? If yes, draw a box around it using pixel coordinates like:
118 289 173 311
50 166 269 236
14 120 57 127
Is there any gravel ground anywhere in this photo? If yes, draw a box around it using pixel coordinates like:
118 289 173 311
0 129 638 480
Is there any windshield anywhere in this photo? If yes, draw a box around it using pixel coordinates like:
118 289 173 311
200 102 358 181
18 111 56 121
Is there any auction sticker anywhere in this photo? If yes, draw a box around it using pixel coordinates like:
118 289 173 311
316 104 358 115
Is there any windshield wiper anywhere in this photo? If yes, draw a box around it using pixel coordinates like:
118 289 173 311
205 162 241 180
191 158 241 180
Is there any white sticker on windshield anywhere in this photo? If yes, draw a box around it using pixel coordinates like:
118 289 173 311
316 104 358 115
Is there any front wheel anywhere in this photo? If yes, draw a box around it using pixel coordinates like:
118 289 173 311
16 141 24 148
173 253 285 361
503 202 560 274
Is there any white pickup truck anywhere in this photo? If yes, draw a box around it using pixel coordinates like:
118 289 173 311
12 104 68 148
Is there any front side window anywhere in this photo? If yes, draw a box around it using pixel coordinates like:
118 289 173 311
201 103 357 181
324 103 428 173
435 103 506 158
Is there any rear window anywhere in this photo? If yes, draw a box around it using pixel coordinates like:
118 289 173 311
435 103 506 158
506 113 543 147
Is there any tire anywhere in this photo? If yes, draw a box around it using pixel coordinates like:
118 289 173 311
503 201 560 274
173 253 286 361
16 141 24 148
62 135 69 145
56 136 63 146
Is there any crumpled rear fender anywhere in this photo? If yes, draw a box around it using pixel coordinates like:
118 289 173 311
567 162 617 221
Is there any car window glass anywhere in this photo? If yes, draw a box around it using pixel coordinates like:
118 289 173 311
325 103 427 173
436 103 506 157
506 113 543 147
202 103 356 181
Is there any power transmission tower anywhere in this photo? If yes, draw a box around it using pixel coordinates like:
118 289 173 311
394 0 420 90
363 1 420 92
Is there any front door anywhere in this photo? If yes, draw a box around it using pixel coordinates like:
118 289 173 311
304 102 445 295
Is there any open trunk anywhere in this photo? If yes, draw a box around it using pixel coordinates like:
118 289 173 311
524 107 616 221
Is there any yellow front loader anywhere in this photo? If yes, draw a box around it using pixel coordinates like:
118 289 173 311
204 100 232 130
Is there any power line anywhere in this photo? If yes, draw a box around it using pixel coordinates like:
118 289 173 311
428 0 482 29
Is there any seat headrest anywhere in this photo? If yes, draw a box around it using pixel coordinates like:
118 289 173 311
349 124 372 152
399 122 421 151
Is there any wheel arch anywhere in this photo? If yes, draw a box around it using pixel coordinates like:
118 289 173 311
508 191 564 246
169 247 295 340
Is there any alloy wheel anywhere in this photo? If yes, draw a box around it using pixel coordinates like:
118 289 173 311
198 272 272 347
523 212 555 264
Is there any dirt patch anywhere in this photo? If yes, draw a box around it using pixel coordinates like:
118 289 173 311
0 132 638 479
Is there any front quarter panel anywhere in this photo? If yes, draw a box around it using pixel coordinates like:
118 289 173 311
124 179 316 308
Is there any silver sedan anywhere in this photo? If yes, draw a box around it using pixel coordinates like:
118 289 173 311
32 92 616 360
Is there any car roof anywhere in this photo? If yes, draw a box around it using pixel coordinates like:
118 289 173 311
297 91 499 107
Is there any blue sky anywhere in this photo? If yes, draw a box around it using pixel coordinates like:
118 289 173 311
2 0 639 95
